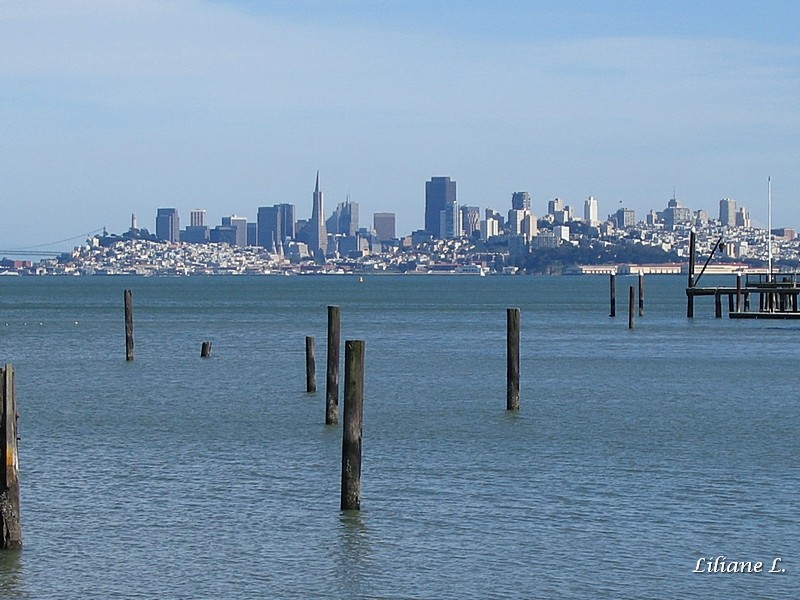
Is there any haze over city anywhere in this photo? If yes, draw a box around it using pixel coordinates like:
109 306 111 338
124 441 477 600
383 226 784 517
2 0 799 252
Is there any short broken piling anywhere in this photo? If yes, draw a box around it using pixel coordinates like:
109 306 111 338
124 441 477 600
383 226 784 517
200 341 212 358
305 336 316 393
340 340 364 511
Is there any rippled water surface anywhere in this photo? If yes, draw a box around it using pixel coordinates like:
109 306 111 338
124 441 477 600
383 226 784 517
0 275 796 599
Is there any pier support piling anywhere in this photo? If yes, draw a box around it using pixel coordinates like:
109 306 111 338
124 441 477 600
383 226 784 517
628 286 635 329
305 336 316 393
326 306 340 425
609 274 616 318
0 365 21 549
340 340 364 511
124 289 134 361
687 230 696 318
506 308 520 410
638 273 644 317
715 290 722 318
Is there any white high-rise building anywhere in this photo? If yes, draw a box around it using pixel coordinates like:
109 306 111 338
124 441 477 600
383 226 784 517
480 217 500 240
584 196 599 226
190 209 206 227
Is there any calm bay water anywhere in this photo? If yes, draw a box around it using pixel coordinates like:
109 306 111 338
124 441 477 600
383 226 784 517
0 274 796 599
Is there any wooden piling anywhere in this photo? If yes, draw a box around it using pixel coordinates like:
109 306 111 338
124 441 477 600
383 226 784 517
124 289 134 361
326 306 340 425
728 292 735 314
340 340 364 511
687 230 696 318
305 336 316 393
0 365 21 549
609 274 616 317
506 308 520 410
628 286 635 329
638 273 644 317
715 289 722 318
200 341 212 358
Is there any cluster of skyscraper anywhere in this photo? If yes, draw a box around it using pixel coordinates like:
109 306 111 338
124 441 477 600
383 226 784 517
420 176 600 247
151 173 756 262
152 172 396 261
420 176 754 247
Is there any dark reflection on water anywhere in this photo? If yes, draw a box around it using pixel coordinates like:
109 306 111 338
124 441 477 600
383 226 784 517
0 550 27 599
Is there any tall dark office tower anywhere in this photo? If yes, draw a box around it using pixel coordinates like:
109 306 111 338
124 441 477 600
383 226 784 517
719 198 737 226
308 171 328 257
511 192 531 211
257 204 297 252
425 176 456 237
257 205 282 252
279 204 296 241
373 212 396 241
156 208 180 242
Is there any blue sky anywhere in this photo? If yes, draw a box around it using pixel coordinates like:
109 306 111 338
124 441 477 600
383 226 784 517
2 0 799 251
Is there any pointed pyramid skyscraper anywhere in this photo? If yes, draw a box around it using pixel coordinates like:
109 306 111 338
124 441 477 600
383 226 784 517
308 170 328 258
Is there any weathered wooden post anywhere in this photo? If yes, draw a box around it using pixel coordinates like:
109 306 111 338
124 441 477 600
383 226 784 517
638 272 644 317
736 274 742 312
506 308 520 410
340 340 364 511
715 289 722 318
0 365 21 549
687 230 696 318
124 289 134 361
609 274 616 317
305 336 316 393
200 341 212 358
628 286 635 329
728 291 735 314
326 306 340 425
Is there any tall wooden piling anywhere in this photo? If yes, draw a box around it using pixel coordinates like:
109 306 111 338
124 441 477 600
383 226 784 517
0 365 21 549
506 308 520 411
340 340 365 511
305 336 316 393
124 289 134 361
326 306 340 425
609 274 616 317
200 341 212 358
628 286 635 329
715 290 722 318
638 273 644 317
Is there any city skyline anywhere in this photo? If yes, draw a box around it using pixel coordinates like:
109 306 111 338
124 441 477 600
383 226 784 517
2 1 799 250
139 172 764 252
